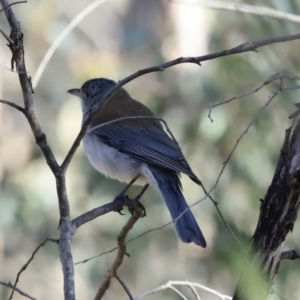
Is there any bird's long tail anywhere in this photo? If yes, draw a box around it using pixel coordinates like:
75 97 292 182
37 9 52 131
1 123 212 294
148 166 206 247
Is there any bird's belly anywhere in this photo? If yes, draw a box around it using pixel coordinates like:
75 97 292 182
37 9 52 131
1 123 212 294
83 134 149 185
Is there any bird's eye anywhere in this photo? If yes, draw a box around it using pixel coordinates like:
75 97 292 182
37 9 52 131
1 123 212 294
85 90 90 98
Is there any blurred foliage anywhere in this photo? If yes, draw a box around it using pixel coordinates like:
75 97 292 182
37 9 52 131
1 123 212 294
0 0 300 299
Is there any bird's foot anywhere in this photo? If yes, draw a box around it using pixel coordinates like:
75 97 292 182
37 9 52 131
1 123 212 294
126 183 149 217
113 194 128 215
125 197 147 217
113 194 146 217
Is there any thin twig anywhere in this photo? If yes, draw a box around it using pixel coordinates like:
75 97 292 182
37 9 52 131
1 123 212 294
32 0 107 88
114 274 134 300
208 73 300 121
75 245 119 265
8 238 57 300
94 206 144 299
0 0 26 13
0 99 25 112
74 219 173 265
187 284 201 300
88 116 176 141
171 0 300 24
0 281 36 300
0 27 14 43
205 92 278 209
210 91 289 194
0 62 27 73
168 286 188 300
134 280 232 300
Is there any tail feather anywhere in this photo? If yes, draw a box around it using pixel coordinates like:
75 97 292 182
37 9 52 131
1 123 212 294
148 166 206 247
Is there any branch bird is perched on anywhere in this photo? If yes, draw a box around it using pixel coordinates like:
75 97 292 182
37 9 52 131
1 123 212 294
68 78 206 247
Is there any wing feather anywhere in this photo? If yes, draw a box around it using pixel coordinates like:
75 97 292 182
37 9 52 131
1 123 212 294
90 124 199 182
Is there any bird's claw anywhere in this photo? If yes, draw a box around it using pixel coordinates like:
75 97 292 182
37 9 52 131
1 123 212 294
113 194 128 215
113 191 147 217
126 198 147 217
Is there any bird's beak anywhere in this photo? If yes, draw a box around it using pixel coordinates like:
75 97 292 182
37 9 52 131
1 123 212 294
67 88 82 97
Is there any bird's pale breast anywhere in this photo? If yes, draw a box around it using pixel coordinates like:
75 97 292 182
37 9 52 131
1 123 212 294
83 133 154 186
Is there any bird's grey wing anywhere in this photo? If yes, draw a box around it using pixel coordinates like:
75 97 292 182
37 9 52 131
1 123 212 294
90 124 199 182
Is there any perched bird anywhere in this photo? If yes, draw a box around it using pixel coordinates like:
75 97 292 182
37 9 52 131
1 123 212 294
68 78 206 247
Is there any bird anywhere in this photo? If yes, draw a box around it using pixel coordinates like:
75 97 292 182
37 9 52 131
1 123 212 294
68 78 206 247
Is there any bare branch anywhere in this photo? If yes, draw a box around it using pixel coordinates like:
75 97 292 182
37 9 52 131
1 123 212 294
8 238 57 300
88 116 176 141
0 27 13 43
74 219 173 265
208 73 300 121
114 274 134 300
0 98 24 112
0 1 27 13
187 284 201 300
94 206 144 300
0 62 27 73
280 249 300 261
72 199 125 229
171 0 300 24
0 2 77 298
210 92 278 195
210 75 300 195
0 281 36 300
134 280 232 300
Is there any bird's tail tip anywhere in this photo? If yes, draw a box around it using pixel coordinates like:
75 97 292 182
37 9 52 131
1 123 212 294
175 219 207 248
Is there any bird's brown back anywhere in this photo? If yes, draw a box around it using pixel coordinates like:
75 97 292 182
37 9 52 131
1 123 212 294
92 88 163 129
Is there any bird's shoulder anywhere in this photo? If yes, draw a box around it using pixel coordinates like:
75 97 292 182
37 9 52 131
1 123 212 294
92 88 162 128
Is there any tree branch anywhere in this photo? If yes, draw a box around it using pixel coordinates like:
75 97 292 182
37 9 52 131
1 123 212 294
0 98 24 112
115 274 134 300
0 281 36 300
94 206 144 300
8 238 57 300
171 0 300 24
72 199 125 229
233 118 300 299
134 280 232 300
0 1 75 299
280 249 300 261
0 0 26 13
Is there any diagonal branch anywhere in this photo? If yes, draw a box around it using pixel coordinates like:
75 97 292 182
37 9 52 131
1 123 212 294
208 73 300 121
0 280 36 300
0 98 24 112
171 0 300 24
94 206 144 300
32 0 107 89
8 238 57 300
0 0 26 13
115 274 134 300
134 280 232 300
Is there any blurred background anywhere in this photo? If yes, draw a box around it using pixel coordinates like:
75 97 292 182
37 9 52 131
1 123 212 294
0 0 300 299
